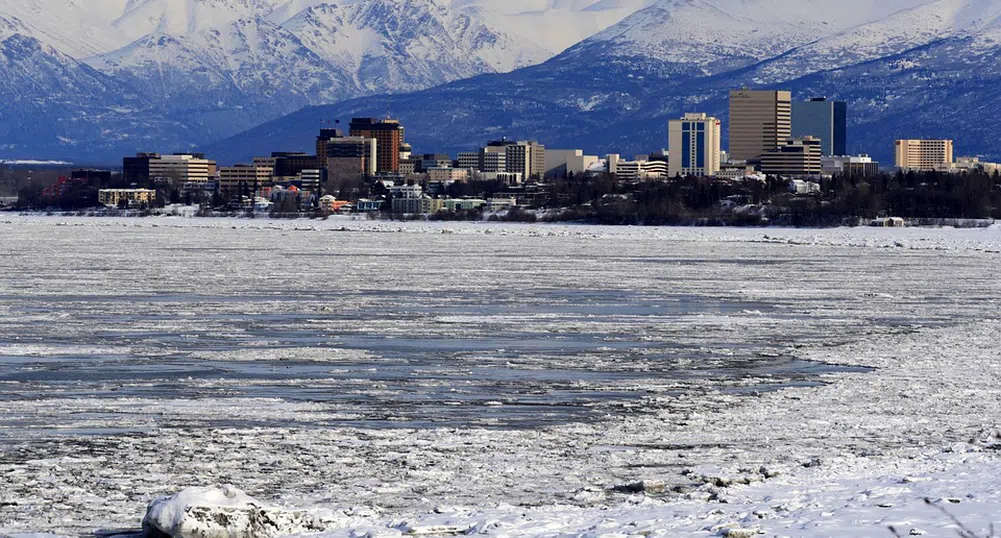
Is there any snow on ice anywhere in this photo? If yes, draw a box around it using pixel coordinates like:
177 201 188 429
0 216 1000 537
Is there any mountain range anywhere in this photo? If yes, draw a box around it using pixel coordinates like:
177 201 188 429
3 0 1001 164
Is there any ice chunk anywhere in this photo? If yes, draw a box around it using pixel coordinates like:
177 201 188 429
142 485 330 538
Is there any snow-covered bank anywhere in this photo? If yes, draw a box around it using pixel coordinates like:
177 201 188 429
4 214 1001 253
148 454 1001 537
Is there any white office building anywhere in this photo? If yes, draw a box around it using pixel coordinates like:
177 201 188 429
544 149 600 179
607 154 668 180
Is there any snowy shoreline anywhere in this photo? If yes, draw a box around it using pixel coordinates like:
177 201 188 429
3 210 998 231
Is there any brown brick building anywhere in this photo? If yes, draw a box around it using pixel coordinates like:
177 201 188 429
349 118 404 173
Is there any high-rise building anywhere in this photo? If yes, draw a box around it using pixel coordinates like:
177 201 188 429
316 128 343 160
325 136 377 188
791 97 847 156
349 118 405 173
895 139 954 171
123 153 160 186
728 89 792 162
760 137 822 176
668 113 722 177
482 140 545 179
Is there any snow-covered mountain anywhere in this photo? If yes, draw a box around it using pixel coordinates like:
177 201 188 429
439 0 655 55
82 0 547 144
749 0 1001 83
558 0 935 76
0 1 127 57
87 17 356 142
282 0 546 90
205 0 1001 165
0 33 196 160
0 0 553 160
5 0 1001 162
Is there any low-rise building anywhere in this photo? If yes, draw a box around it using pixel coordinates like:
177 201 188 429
716 163 759 180
607 154 668 180
760 137 822 176
485 197 517 211
399 158 420 175
98 188 156 208
319 195 349 212
940 156 1001 174
821 155 880 177
419 153 452 171
789 179 821 194
444 198 486 211
253 197 274 212
218 164 273 197
428 167 469 182
356 198 384 212
392 195 443 214
298 169 324 191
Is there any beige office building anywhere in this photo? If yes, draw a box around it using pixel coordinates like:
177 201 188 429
219 164 273 189
729 89 792 162
894 139 953 170
668 113 722 177
481 140 545 180
149 154 215 184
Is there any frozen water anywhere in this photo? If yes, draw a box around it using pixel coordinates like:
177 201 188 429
0 216 1000 536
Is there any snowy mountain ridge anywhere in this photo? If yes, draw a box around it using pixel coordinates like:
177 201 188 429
4 0 1001 161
